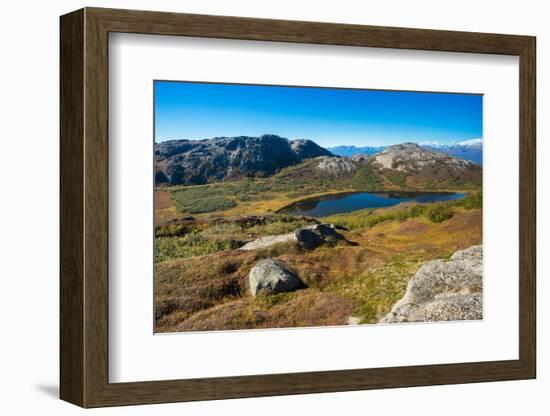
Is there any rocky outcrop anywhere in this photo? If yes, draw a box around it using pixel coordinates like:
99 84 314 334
239 223 348 251
373 143 481 182
380 245 483 323
249 259 303 296
290 139 333 159
155 135 332 185
294 223 348 249
315 156 357 177
239 233 297 251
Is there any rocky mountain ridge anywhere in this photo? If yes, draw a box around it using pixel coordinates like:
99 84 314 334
155 136 482 188
155 134 332 185
329 139 483 165
372 142 481 182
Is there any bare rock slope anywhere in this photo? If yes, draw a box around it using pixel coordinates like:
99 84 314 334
315 156 357 177
380 245 483 323
373 142 481 181
155 134 332 185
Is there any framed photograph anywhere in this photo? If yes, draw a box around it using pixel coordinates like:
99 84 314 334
60 7 536 407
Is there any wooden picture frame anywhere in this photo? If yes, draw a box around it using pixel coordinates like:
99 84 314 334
60 7 536 408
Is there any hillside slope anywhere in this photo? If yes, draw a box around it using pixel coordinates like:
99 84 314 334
371 143 481 187
276 143 482 191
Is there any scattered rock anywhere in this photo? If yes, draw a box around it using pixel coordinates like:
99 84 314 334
380 245 483 323
249 259 303 296
239 233 297 251
239 223 348 251
347 316 361 325
295 224 346 249
294 228 324 250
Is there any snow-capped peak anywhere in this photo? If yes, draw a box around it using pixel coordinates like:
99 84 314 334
420 140 441 147
420 138 482 148
456 138 482 147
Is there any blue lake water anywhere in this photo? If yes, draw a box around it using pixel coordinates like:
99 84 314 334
278 191 465 217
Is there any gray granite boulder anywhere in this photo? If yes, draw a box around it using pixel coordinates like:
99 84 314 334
239 233 296 251
380 245 483 323
295 224 346 249
239 223 347 251
248 259 303 296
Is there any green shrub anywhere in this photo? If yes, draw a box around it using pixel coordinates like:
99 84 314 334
350 163 383 191
155 234 241 262
395 209 410 221
456 191 482 210
155 224 188 237
409 204 428 218
387 172 408 188
170 187 236 214
424 203 454 223
200 222 244 236
326 255 420 324
325 210 395 230
254 291 297 309
248 218 313 236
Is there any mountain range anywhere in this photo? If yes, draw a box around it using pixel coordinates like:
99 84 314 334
420 139 483 165
326 145 386 157
155 135 482 189
328 138 482 165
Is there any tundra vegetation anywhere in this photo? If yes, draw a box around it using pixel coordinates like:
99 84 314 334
154 138 483 332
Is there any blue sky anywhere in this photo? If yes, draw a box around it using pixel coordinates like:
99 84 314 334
154 81 482 147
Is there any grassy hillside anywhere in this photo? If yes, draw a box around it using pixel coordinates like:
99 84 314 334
155 193 482 332
156 158 481 221
154 143 483 332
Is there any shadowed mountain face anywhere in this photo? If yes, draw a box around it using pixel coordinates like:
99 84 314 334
155 135 333 185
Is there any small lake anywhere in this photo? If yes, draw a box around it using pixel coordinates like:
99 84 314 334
278 191 465 217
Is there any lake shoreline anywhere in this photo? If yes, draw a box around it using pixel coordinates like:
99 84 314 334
277 190 466 217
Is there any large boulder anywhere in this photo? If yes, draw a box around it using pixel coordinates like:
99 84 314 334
380 245 483 323
239 223 348 251
239 233 296 251
248 259 303 296
294 224 346 249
